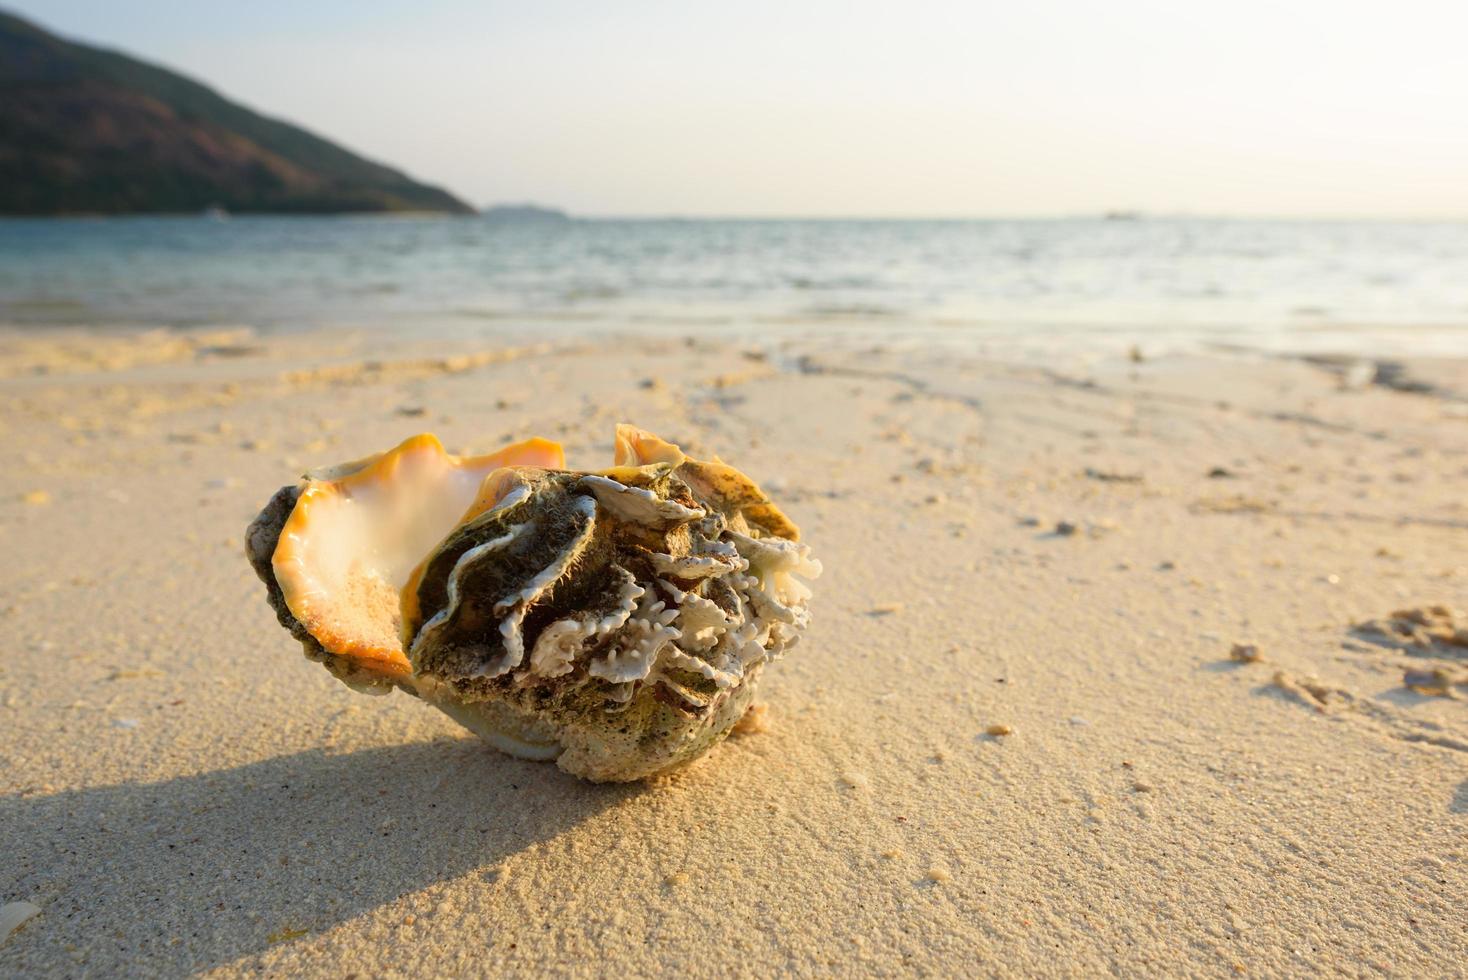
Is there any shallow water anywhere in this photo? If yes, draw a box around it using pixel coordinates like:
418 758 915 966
2 216 1466 356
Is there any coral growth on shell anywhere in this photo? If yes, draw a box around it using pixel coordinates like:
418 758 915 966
246 425 820 781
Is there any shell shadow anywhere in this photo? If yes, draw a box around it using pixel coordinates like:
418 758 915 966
0 739 636 972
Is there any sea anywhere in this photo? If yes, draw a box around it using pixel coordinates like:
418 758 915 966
2 216 1466 358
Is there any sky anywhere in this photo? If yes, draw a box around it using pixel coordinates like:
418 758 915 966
13 0 1468 217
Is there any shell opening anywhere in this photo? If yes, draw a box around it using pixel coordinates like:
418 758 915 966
271 434 564 676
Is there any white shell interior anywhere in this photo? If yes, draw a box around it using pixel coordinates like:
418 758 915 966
273 436 561 664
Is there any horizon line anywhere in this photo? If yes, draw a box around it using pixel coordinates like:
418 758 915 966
8 210 1468 223
555 211 1468 223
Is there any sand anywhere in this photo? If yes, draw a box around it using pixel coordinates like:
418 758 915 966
1 324 1466 976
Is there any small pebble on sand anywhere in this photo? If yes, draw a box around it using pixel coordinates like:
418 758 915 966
1055 521 1079 537
869 603 904 616
1403 668 1458 697
985 724 1013 737
925 867 952 884
22 490 50 505
1229 643 1263 663
0 901 41 943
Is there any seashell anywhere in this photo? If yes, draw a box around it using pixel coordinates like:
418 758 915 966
246 424 821 781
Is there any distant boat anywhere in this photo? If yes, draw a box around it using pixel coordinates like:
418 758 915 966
481 204 572 225
201 204 230 221
1103 210 1142 222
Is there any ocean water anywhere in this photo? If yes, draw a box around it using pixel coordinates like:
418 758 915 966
2 216 1466 356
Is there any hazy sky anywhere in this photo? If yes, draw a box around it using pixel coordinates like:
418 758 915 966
15 0 1468 216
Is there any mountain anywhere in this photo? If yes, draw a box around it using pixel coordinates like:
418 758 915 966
481 204 572 224
0 10 473 215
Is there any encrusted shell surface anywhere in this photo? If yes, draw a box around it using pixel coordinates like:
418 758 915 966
246 424 821 781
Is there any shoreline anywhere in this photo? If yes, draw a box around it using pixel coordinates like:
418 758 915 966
2 323 1465 975
3 319 1465 404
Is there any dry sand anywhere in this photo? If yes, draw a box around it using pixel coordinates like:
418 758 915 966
1 325 1466 976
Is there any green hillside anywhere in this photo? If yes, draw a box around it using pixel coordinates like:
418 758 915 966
0 10 473 215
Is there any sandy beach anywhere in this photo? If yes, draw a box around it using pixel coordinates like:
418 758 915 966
2 324 1466 976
